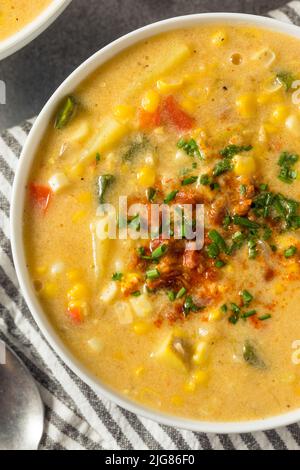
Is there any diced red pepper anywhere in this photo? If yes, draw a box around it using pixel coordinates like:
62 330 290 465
138 108 161 129
29 183 52 212
67 306 83 324
161 95 195 131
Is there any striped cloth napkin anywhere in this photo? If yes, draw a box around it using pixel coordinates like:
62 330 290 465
2 2 300 451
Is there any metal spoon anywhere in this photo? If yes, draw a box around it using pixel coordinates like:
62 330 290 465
0 342 44 450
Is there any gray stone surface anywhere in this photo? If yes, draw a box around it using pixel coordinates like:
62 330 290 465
0 0 286 130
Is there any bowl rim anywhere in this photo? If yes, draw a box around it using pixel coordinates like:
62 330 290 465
10 11 300 434
0 0 72 60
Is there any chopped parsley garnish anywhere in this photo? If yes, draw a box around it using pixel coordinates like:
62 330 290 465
228 303 241 324
213 158 232 177
284 245 297 258
95 152 101 163
181 175 198 186
199 174 212 186
219 144 252 159
112 272 123 281
146 268 160 280
177 138 202 159
258 314 272 321
220 304 228 313
276 71 295 91
151 244 168 259
98 174 115 203
208 229 228 253
223 214 231 230
122 135 149 161
146 187 156 202
183 296 201 316
241 310 257 319
248 239 258 259
167 290 176 302
215 259 226 268
241 290 253 306
240 184 247 196
233 215 260 230
131 290 141 297
213 144 252 177
164 190 178 204
207 242 220 259
176 287 187 299
277 151 298 184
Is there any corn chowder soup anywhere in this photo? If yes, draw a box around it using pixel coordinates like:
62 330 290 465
0 0 52 41
24 25 300 422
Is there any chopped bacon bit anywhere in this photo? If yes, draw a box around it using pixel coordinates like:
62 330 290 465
175 190 201 205
161 95 195 131
153 316 163 328
233 198 253 216
165 303 185 324
29 183 52 212
183 249 200 269
264 268 275 282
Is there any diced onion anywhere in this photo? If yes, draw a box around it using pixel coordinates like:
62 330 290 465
48 172 70 193
100 282 118 303
129 294 152 318
50 262 65 276
251 48 276 68
87 338 103 353
114 301 133 324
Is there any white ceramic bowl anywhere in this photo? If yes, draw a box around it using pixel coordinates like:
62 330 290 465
0 0 72 60
11 12 300 434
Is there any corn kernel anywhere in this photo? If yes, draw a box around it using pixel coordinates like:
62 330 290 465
211 31 227 46
133 321 151 335
42 282 58 298
281 372 296 384
156 79 183 94
273 282 284 295
66 269 81 282
224 264 233 274
141 90 160 113
77 192 92 204
256 92 278 105
270 105 289 124
137 166 156 187
208 309 223 322
236 93 256 118
233 154 256 177
67 283 88 301
191 369 209 385
135 366 145 377
67 163 85 179
192 341 208 365
113 104 135 122
183 380 196 393
130 294 153 318
287 262 299 274
72 209 86 223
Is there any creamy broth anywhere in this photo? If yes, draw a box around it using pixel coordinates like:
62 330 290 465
0 0 52 41
24 25 300 421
